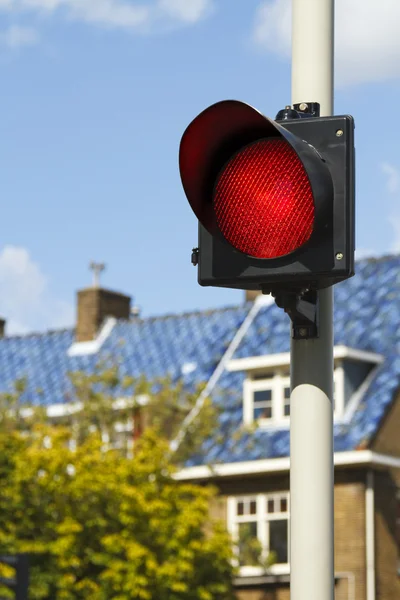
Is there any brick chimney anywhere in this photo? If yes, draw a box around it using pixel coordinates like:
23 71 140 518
76 262 131 342
245 290 263 302
0 318 6 338
76 288 131 342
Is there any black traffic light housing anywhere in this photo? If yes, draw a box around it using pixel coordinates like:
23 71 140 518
180 100 355 296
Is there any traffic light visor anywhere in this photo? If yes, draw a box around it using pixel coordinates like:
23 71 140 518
179 100 273 234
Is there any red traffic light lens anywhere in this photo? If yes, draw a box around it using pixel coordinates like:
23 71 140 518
214 138 315 259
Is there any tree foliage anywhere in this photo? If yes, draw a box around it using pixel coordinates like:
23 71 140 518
0 365 235 599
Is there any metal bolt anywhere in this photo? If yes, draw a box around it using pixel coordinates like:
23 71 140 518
191 248 199 266
299 103 308 111
336 252 344 260
299 327 308 337
336 129 344 137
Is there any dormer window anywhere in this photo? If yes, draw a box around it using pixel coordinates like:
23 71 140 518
227 346 383 428
244 369 343 427
243 370 290 426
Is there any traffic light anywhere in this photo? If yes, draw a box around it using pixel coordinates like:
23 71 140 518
0 555 29 600
179 100 355 296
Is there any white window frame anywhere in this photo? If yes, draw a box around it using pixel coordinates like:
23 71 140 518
244 366 344 428
227 492 290 577
243 371 290 427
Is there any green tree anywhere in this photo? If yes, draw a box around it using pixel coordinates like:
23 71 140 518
0 377 46 434
63 364 222 467
0 367 235 600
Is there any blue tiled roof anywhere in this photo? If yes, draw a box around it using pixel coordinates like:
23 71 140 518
0 305 249 407
195 254 400 464
1 254 400 464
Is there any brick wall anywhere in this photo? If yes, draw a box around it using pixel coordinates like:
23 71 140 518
334 473 366 600
374 470 399 600
371 390 400 491
371 390 400 457
236 584 289 600
370 390 400 599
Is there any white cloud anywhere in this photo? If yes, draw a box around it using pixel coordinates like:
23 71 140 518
253 0 400 86
253 0 290 57
0 25 39 48
0 246 73 335
381 162 400 195
355 248 376 261
0 0 214 36
380 163 400 253
60 0 150 30
158 0 213 24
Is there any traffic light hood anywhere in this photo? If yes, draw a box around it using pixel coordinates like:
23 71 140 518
179 100 333 259
179 100 276 234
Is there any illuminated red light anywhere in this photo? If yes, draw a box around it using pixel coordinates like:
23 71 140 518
214 138 315 258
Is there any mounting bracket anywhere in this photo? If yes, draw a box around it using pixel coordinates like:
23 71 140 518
273 290 319 339
275 102 321 121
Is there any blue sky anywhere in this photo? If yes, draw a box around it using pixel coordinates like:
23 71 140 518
0 0 399 334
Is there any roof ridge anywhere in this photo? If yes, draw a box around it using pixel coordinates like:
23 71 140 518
0 327 74 341
137 302 249 323
356 252 400 263
0 304 248 341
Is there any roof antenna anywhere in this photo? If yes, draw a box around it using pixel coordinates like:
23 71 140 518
89 261 106 288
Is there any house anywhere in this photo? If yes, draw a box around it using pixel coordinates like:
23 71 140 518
1 254 400 600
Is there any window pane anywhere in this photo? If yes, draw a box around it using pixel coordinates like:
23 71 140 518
284 402 290 417
254 406 272 420
238 522 260 567
269 519 288 564
254 389 272 403
284 387 291 399
280 497 288 513
267 499 275 513
237 498 257 516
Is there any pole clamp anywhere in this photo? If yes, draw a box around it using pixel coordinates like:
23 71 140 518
273 290 319 339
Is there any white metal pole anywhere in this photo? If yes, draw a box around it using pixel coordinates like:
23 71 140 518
290 1 335 600
365 471 376 600
292 0 334 116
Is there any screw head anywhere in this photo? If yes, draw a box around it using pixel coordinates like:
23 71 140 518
191 248 199 266
336 129 344 137
299 103 308 111
298 327 308 337
336 252 344 260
